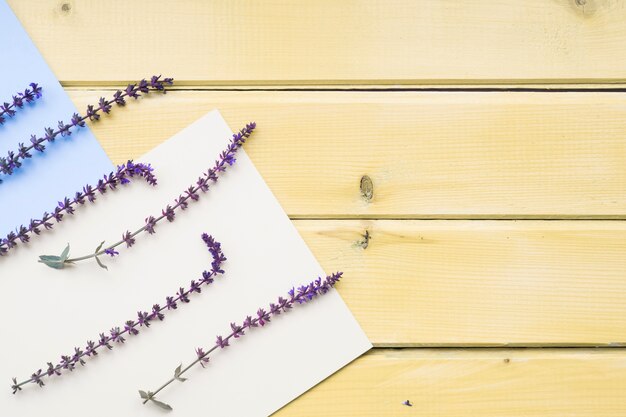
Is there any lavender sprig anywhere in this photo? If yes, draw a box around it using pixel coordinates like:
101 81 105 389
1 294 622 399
12 234 226 394
140 272 343 410
0 161 156 258
40 122 257 270
0 83 42 125
0 76 173 182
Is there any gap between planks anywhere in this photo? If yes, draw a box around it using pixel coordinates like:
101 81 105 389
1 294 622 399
64 83 626 92
288 215 626 220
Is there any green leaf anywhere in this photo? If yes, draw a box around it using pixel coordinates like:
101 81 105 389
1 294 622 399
39 255 62 262
95 241 105 254
150 398 173 411
41 261 64 269
38 255 65 269
60 244 70 261
95 256 108 270
138 390 150 399
174 364 187 381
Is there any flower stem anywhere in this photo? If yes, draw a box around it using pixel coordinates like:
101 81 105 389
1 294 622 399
142 334 227 404
1 161 156 257
141 273 343 409
12 234 225 393
65 229 145 263
52 123 256 269
0 76 172 180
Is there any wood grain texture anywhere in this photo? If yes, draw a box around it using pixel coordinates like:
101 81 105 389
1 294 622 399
8 0 626 85
11 1 626 413
275 349 626 416
297 220 626 346
67 90 626 218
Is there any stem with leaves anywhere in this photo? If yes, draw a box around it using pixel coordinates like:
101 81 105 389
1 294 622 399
11 234 225 394
39 123 256 270
140 272 343 410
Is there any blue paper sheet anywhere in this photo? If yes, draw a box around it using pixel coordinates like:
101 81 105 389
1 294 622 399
0 0 113 234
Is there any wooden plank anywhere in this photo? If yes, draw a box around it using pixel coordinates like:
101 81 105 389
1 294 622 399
275 348 626 416
8 0 626 85
294 220 626 346
66 90 626 218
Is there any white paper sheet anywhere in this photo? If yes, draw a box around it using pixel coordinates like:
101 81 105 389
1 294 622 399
0 110 371 416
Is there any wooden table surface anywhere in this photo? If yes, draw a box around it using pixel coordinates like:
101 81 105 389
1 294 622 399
10 1 626 415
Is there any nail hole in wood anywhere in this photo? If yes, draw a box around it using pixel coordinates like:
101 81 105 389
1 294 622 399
360 175 373 202
61 3 71 13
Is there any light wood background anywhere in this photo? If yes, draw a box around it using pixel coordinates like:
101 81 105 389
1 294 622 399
9 1 626 415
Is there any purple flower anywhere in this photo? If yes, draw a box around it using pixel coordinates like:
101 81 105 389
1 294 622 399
122 231 135 248
0 77 172 182
201 271 214 285
144 216 157 234
242 316 257 329
1 161 157 257
71 113 85 127
0 83 42 126
137 311 151 327
30 135 44 152
13 234 226 393
104 248 119 257
186 187 199 201
98 97 112 114
189 280 202 294
30 370 44 388
60 355 74 371
402 400 413 407
10 378 21 394
98 333 113 350
177 288 190 303
269 303 280 316
46 362 61 376
110 327 125 344
58 121 71 137
139 272 343 409
195 348 210 368
85 105 100 121
165 296 178 310
124 321 139 336
215 336 229 349
256 308 270 326
230 322 245 338
151 304 165 321
162 205 176 222
72 348 86 366
85 341 97 357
